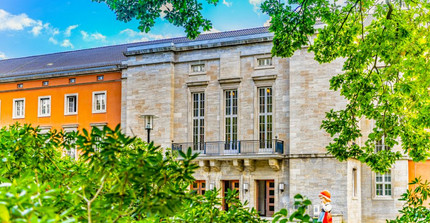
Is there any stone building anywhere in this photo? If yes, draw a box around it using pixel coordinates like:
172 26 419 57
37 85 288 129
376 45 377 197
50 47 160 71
0 27 422 222
120 27 409 222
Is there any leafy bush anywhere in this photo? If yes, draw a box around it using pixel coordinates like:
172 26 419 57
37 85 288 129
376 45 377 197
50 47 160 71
0 123 198 222
388 177 430 223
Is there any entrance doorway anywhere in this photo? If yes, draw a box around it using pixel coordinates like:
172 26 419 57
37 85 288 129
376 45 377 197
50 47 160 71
222 180 239 211
256 180 275 217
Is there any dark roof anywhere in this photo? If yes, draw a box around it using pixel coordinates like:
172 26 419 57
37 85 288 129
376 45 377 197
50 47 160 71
0 26 269 80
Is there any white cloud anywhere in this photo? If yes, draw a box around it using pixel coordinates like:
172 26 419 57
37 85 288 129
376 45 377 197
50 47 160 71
0 9 35 31
119 28 169 42
264 18 271 27
61 39 73 48
48 37 58 45
249 0 264 11
81 30 106 42
0 52 6 60
222 0 232 7
0 9 63 39
91 33 106 41
80 30 89 39
65 25 78 37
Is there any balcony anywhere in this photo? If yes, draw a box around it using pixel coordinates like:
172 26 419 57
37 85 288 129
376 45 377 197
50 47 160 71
172 140 284 156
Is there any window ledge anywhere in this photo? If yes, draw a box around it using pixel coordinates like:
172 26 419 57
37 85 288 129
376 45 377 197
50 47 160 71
92 110 106 114
12 116 24 119
64 113 78 116
218 77 241 85
189 72 206 76
254 65 275 70
186 80 209 87
252 75 277 81
372 196 394 201
38 115 51 118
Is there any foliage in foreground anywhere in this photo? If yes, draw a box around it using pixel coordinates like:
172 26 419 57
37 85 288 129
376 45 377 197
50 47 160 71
0 123 198 222
388 177 430 223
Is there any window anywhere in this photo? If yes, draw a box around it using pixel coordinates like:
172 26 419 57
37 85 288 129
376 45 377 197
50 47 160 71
38 96 51 117
42 81 49 86
259 87 273 150
353 168 357 198
256 180 275 217
13 98 25 119
17 83 23 88
375 170 392 197
192 92 204 151
92 91 106 113
65 94 78 115
225 90 238 153
191 180 206 195
97 75 104 81
69 78 76 84
191 64 205 73
257 57 272 67
375 135 390 152
63 125 78 160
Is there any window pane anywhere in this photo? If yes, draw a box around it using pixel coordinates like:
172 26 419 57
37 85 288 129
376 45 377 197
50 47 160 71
376 184 383 195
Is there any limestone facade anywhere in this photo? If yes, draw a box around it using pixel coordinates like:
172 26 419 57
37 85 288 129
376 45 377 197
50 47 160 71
121 29 407 222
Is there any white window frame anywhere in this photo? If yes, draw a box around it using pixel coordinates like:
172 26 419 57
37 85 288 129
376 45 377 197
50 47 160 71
375 170 392 198
92 91 107 113
192 92 205 151
38 96 51 117
64 93 78 115
13 98 25 119
254 55 274 70
375 135 390 152
189 61 207 75
259 87 273 150
225 90 238 152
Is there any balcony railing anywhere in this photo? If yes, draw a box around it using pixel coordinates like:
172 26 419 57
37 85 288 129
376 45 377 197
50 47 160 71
172 140 284 156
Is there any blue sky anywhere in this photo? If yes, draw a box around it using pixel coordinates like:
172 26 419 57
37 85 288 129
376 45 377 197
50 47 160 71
0 0 269 59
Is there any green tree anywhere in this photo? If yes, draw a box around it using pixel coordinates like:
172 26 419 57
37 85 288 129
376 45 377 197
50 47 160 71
0 124 199 222
93 0 430 173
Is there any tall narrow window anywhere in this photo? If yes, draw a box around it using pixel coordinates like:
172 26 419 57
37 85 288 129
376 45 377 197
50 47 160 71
353 168 357 198
38 96 51 117
375 170 392 197
65 94 78 115
92 91 106 113
225 90 238 153
259 87 273 150
193 92 204 151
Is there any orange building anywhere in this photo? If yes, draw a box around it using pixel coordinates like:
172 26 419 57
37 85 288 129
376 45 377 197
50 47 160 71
0 44 136 132
409 160 430 186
